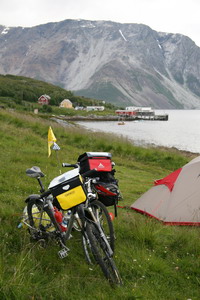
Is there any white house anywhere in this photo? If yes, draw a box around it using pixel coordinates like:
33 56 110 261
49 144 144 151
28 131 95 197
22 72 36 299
86 106 105 111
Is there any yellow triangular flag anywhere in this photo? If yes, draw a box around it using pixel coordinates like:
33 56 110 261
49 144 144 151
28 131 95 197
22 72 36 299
48 126 57 157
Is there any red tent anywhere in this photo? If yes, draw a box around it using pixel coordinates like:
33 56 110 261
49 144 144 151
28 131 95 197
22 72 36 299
131 156 200 225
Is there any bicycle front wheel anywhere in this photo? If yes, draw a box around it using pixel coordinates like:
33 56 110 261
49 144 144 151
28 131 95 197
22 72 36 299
91 200 115 251
86 222 122 286
82 200 115 264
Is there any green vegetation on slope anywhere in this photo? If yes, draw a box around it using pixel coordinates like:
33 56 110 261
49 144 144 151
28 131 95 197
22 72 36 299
0 108 199 300
0 74 117 109
76 81 130 107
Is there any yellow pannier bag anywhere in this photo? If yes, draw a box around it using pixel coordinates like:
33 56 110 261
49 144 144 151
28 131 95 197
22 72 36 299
31 205 55 231
56 185 86 210
21 205 55 232
49 168 87 210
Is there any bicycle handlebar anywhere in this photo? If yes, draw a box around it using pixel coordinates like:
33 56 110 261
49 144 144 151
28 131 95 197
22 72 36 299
62 163 79 168
62 162 98 178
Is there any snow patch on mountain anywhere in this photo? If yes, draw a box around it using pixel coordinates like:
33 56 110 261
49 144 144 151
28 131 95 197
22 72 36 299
119 30 127 41
1 27 10 35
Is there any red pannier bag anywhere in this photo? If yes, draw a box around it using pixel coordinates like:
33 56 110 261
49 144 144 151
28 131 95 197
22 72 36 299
78 152 122 211
77 152 112 175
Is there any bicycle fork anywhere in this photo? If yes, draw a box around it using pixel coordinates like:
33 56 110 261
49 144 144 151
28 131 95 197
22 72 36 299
87 206 114 257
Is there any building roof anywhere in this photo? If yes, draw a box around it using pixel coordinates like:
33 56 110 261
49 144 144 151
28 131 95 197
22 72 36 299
59 99 73 108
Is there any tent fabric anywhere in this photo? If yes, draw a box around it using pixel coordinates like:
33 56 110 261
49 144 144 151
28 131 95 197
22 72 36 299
154 168 182 191
131 156 200 226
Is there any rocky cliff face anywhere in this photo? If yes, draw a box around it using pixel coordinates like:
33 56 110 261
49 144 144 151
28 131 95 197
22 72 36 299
1 19 200 108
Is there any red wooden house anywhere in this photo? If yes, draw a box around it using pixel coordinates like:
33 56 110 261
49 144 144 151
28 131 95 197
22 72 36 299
38 94 50 105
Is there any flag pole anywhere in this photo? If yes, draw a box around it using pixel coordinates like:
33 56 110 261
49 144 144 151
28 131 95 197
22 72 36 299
48 127 62 174
53 142 62 174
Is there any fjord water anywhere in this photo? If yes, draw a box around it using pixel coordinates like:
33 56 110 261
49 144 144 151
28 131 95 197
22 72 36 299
77 110 200 154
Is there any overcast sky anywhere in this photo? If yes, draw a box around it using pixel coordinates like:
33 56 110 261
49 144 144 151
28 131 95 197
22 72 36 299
1 0 200 46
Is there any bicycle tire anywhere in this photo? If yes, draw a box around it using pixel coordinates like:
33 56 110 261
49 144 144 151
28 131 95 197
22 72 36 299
82 229 95 265
86 222 122 286
27 198 58 242
82 200 115 264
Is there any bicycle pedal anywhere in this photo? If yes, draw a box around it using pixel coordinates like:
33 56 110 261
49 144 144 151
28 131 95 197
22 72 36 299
58 247 69 259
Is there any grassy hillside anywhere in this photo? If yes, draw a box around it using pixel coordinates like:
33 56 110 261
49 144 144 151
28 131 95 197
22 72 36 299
0 74 117 109
0 108 200 300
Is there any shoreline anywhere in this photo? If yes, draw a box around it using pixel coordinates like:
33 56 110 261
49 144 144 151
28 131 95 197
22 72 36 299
54 114 168 121
153 145 199 158
51 116 199 159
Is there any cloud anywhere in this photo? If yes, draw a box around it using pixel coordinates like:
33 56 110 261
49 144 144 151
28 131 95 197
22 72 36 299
0 0 200 46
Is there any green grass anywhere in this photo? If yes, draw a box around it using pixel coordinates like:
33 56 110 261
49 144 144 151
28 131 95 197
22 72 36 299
0 108 200 300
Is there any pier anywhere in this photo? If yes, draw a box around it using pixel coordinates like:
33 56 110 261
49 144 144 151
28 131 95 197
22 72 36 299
115 107 168 121
54 114 168 121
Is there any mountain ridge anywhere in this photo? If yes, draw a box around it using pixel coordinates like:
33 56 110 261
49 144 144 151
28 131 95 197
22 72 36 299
1 19 200 108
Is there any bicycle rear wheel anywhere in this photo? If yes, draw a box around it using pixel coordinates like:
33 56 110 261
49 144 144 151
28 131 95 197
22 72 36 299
82 200 115 264
86 222 122 286
27 198 57 242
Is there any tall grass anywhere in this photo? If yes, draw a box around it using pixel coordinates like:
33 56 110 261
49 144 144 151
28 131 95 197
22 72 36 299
0 109 200 300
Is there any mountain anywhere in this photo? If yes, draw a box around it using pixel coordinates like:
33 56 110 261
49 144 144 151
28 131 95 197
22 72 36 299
1 19 200 108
